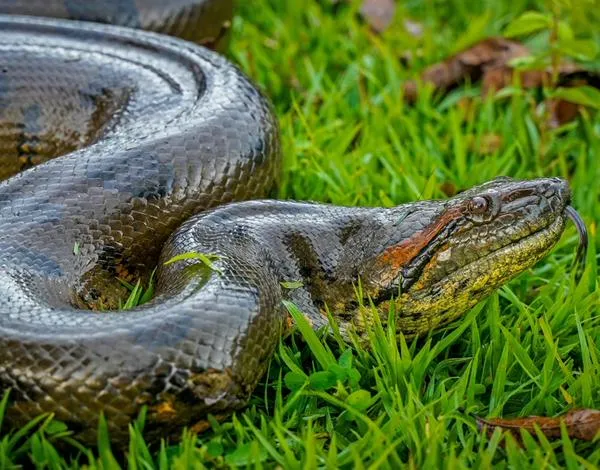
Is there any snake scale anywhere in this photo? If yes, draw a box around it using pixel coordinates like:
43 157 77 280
0 0 587 444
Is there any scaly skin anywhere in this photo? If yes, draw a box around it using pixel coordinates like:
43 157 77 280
0 4 579 445
0 0 233 49
161 177 570 341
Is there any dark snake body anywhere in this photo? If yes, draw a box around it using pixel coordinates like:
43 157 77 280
0 1 576 444
0 2 281 443
0 0 233 49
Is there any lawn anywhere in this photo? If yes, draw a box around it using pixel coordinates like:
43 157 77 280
1 0 599 468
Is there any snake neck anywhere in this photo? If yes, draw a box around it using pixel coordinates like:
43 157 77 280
156 199 444 332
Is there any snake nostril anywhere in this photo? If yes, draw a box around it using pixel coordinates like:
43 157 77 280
549 195 561 212
542 179 570 207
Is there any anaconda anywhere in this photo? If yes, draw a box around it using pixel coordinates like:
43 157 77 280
0 1 588 444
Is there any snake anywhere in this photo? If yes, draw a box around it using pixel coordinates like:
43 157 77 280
0 0 588 445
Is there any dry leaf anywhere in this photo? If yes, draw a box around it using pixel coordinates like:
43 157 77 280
476 409 600 442
402 37 587 96
360 0 396 33
546 99 581 128
402 37 600 126
481 61 583 94
403 37 530 101
544 74 600 127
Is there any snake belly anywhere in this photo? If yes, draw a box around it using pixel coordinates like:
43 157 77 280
0 10 281 443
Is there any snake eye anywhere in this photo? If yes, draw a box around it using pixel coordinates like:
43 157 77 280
465 194 499 223
467 196 489 214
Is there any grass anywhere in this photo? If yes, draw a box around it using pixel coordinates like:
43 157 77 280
1 0 600 467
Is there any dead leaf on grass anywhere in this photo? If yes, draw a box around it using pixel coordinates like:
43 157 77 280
476 409 600 442
403 37 530 101
403 37 600 126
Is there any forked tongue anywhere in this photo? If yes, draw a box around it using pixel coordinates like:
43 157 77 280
566 206 588 282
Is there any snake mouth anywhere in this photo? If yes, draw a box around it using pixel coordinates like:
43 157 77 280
414 211 568 297
410 203 589 302
428 205 588 293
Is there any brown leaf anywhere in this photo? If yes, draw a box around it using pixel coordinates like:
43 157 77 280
403 37 587 96
547 72 600 127
360 0 396 33
482 66 542 93
403 37 530 101
476 409 600 442
546 99 581 128
481 61 584 95
402 37 600 126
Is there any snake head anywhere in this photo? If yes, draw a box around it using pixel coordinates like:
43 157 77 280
365 177 582 337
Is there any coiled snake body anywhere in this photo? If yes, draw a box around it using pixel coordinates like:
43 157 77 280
0 1 584 443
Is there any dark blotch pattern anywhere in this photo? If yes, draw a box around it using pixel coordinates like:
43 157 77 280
0 14 279 443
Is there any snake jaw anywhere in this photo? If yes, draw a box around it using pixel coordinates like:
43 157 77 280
394 213 569 336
